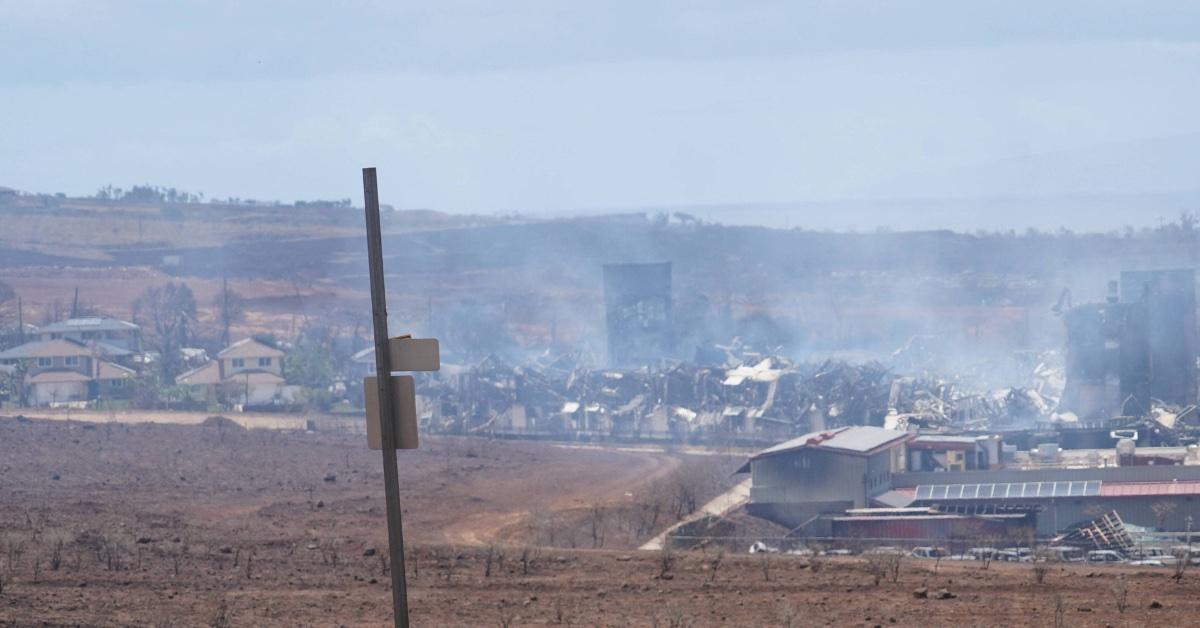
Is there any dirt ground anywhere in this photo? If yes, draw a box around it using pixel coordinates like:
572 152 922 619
2 417 1200 627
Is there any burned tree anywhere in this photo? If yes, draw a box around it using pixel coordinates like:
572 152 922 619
212 278 245 348
133 282 197 380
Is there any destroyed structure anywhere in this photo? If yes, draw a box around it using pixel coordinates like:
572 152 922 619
603 262 673 367
414 346 1068 446
1061 269 1196 419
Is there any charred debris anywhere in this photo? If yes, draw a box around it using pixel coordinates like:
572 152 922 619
412 347 1079 447
413 267 1200 449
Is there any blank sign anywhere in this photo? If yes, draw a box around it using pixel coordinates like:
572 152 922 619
388 337 440 372
365 375 418 450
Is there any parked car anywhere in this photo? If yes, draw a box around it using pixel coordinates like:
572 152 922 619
822 548 853 556
1002 547 1034 561
965 547 1000 561
1043 546 1086 562
995 549 1031 562
1086 550 1126 564
911 546 948 559
1129 547 1177 565
1168 546 1200 565
748 541 778 554
863 546 905 555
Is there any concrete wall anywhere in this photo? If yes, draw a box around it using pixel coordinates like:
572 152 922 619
751 449 870 507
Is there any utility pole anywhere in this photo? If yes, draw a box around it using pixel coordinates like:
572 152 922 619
362 167 411 627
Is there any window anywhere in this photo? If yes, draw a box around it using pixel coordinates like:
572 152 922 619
258 357 271 367
232 358 245 368
37 357 51 367
65 356 79 367
50 333 62 339
111 380 125 388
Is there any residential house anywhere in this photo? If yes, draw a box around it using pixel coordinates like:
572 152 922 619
35 317 142 353
176 338 287 407
0 338 135 405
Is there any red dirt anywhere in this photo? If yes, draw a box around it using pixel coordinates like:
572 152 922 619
2 417 1199 626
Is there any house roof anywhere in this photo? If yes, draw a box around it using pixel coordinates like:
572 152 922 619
95 360 136 380
752 426 913 460
176 360 221 385
218 338 285 359
37 317 139 334
0 339 94 360
27 369 91 384
91 341 133 358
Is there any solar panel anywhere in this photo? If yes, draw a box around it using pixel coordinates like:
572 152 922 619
913 480 1104 501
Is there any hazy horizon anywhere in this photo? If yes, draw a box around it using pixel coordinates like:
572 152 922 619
3 1 1199 230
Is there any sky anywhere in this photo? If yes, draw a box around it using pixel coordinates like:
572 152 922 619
2 1 1199 229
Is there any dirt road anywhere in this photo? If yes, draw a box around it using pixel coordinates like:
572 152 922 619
440 443 682 546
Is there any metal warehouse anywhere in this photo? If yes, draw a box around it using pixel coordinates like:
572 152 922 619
743 425 1200 539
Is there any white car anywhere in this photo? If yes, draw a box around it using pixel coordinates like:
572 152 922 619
748 541 777 554
1129 547 1177 565
1086 550 1126 564
911 546 948 559
965 547 1000 561
1044 546 1086 563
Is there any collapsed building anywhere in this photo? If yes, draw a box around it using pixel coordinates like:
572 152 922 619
417 353 913 444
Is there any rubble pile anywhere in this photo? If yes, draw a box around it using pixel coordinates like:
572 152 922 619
413 350 1065 444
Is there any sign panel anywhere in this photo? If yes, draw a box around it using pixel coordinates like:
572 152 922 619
388 336 440 372
365 375 419 450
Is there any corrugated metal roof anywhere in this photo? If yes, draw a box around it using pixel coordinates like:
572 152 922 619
1100 481 1200 497
909 435 976 450
753 426 911 459
722 358 784 386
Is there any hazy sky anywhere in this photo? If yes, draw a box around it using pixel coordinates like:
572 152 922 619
2 1 1199 224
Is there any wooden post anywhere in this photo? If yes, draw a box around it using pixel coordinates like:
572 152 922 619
363 167 410 627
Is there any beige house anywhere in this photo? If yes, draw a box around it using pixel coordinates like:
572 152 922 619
35 317 142 352
0 338 136 406
176 338 287 406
